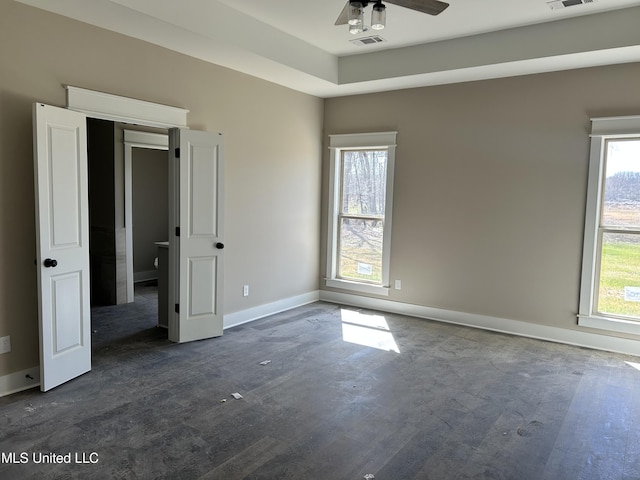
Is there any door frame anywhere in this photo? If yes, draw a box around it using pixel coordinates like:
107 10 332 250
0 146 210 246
34 86 222 391
123 130 169 303
66 86 188 305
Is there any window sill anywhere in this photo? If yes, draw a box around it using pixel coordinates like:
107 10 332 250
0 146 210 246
578 314 640 336
325 278 390 297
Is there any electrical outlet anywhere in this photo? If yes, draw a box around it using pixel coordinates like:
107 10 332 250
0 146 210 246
0 336 11 354
243 285 249 297
395 279 402 290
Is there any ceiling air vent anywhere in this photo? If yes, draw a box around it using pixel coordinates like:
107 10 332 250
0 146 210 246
350 35 386 46
547 0 595 10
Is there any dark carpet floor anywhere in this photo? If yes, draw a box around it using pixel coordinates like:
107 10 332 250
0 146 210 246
1 284 640 479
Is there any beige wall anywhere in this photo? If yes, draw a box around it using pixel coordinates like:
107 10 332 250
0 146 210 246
132 147 168 278
323 63 640 337
0 0 323 376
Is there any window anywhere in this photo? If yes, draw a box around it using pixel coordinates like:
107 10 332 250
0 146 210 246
326 132 396 296
579 116 640 335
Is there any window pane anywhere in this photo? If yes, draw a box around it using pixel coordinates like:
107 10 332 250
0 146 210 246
602 139 640 228
341 150 387 216
597 232 640 318
338 217 383 283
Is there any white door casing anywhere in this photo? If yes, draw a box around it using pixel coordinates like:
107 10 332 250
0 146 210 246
168 128 224 343
33 103 91 392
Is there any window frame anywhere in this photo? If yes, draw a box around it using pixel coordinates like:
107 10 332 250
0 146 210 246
326 132 397 296
578 115 640 336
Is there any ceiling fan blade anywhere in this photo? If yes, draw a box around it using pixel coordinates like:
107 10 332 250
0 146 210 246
386 0 450 16
334 1 350 25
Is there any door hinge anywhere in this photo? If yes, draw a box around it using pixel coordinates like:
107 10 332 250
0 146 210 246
175 227 180 237
175 304 180 314
175 147 180 158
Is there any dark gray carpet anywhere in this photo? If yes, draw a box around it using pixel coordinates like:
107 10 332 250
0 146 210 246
1 284 639 479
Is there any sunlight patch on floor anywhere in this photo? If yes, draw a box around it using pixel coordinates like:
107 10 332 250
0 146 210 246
341 308 400 353
625 361 640 372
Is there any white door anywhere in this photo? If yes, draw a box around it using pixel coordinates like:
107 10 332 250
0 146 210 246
168 128 224 343
33 103 91 391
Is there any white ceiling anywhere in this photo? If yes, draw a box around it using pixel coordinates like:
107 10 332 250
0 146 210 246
16 0 640 97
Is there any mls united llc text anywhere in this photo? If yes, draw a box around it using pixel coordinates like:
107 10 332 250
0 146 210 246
1 452 99 464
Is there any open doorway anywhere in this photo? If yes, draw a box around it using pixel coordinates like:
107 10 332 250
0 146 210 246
34 94 224 391
128 145 169 329
87 118 169 343
130 147 168 286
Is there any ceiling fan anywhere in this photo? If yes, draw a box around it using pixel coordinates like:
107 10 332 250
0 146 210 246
335 0 450 34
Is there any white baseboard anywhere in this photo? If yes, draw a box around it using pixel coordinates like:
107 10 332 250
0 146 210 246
0 366 40 398
5 291 633 399
320 291 640 357
224 291 320 330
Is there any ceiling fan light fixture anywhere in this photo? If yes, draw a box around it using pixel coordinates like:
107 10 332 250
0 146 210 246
347 1 364 26
371 2 386 30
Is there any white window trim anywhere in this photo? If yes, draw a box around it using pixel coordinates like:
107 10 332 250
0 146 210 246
578 115 640 336
326 132 397 296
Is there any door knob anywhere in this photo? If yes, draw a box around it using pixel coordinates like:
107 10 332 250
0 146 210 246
215 242 224 249
44 258 58 268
